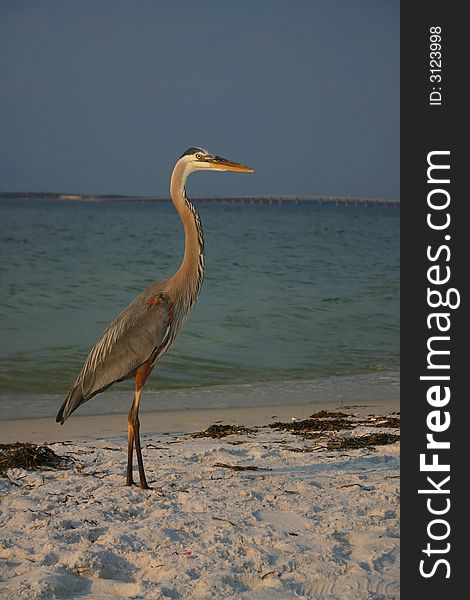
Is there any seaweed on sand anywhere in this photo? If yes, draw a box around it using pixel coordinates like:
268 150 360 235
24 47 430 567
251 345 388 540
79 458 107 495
189 424 258 439
367 416 400 428
0 442 74 478
327 433 400 450
269 411 355 434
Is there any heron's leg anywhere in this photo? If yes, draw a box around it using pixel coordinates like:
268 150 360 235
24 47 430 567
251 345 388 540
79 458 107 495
132 406 150 490
126 410 135 486
127 363 154 490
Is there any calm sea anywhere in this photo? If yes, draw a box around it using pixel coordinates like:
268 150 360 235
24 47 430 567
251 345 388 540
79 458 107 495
0 198 399 420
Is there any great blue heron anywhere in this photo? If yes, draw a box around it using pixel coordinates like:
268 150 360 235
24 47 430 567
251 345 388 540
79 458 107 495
56 147 253 489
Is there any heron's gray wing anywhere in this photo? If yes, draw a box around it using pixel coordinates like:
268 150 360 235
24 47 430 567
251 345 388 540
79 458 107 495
57 292 172 423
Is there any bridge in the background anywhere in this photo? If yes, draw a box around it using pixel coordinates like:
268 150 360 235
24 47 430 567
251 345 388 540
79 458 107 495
133 195 400 207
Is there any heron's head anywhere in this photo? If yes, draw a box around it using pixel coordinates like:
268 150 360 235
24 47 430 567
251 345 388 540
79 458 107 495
178 147 253 174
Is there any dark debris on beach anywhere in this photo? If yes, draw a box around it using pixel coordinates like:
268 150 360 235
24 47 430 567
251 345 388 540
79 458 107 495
0 442 74 478
213 462 270 471
186 410 400 454
189 424 258 439
269 411 355 434
267 411 400 448
327 433 401 450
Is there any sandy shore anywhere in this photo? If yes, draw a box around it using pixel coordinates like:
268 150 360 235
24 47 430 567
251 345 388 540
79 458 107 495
0 400 399 599
0 399 399 444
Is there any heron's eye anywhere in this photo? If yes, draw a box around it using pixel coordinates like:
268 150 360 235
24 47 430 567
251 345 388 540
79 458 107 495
195 153 203 160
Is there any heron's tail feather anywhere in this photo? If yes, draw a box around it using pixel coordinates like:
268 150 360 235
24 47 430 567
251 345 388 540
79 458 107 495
56 385 85 424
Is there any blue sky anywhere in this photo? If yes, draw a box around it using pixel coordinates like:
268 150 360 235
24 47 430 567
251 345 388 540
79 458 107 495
0 0 399 198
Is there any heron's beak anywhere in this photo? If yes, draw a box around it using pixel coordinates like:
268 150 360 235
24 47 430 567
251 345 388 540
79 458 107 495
208 155 254 173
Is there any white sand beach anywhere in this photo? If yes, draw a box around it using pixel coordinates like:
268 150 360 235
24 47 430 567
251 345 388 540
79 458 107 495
0 400 399 599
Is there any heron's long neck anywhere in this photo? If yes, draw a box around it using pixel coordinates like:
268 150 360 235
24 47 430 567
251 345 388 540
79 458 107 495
169 164 205 306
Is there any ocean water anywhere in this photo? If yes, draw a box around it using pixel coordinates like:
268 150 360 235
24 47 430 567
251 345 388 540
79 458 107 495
0 198 399 419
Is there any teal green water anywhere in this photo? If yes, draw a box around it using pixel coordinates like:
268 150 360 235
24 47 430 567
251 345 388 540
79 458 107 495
0 198 399 418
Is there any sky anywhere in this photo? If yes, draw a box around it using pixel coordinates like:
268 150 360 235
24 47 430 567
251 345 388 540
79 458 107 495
0 0 399 198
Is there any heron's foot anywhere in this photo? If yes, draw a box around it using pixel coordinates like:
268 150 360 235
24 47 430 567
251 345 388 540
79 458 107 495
125 477 152 490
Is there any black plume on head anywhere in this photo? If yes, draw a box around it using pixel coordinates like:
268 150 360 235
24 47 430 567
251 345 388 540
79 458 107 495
180 147 206 158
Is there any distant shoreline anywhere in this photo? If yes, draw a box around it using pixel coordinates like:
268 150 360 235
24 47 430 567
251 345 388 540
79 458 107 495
0 192 400 207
